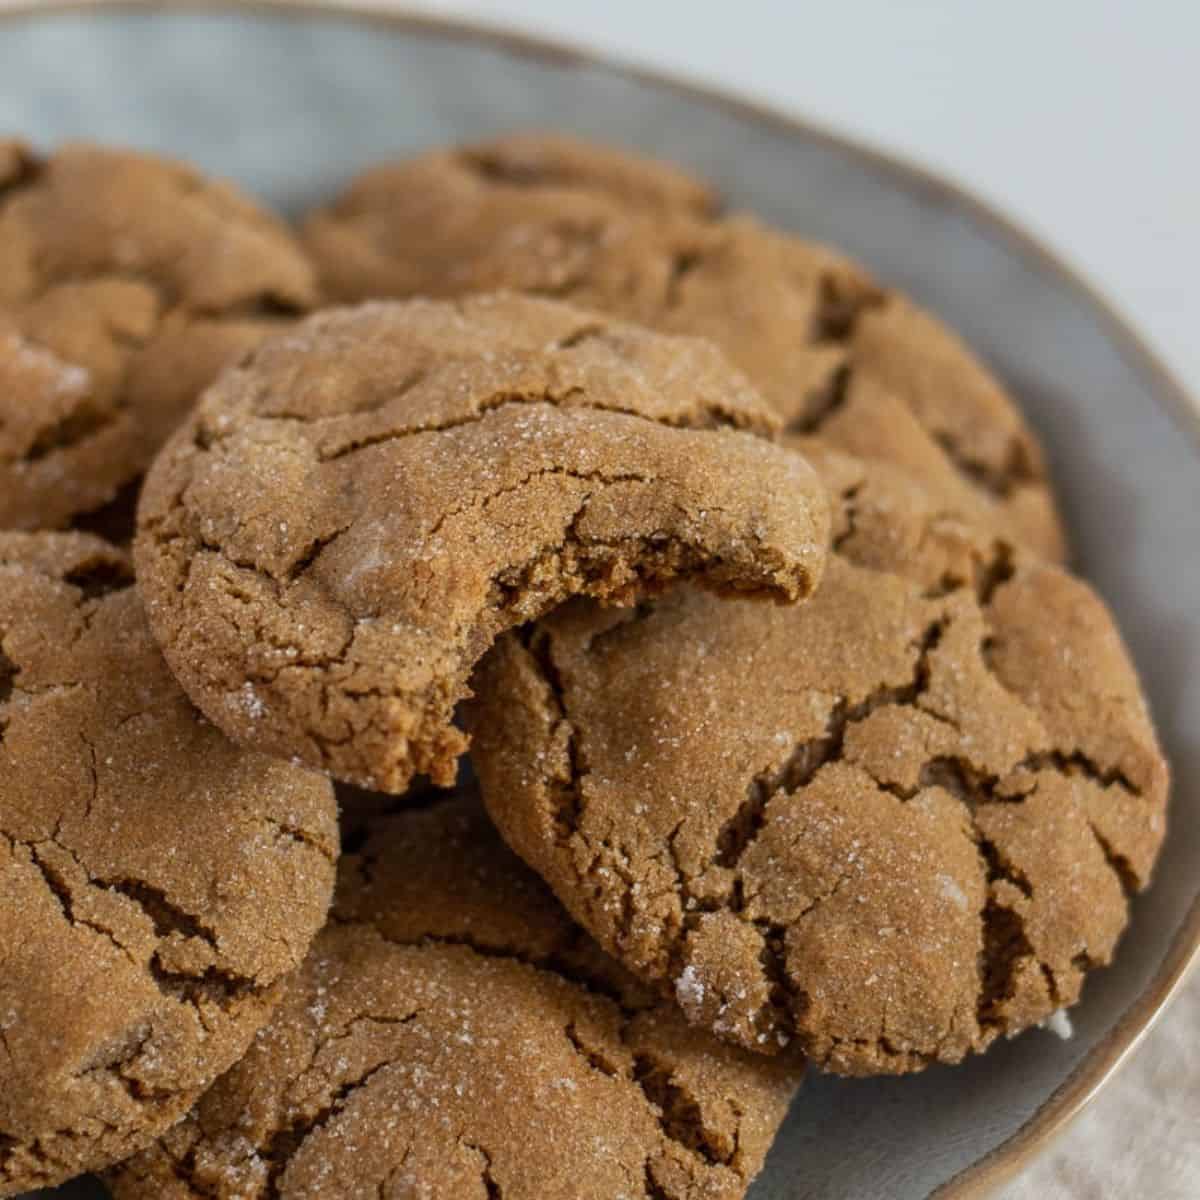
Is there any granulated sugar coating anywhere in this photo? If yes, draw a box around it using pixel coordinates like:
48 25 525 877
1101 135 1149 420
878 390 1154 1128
105 790 803 1200
0 533 338 1193
468 444 1168 1076
134 294 830 795
303 132 1066 562
0 140 317 533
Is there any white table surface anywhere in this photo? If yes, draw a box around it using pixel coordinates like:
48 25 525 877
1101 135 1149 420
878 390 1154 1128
4 1 1196 1196
399 3 1200 1197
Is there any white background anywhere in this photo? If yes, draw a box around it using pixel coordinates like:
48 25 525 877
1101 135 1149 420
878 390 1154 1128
404 2 1200 1197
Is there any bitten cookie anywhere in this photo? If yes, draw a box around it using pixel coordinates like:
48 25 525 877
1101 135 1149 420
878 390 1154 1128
0 533 338 1193
135 294 830 794
0 140 317 533
304 133 1066 561
468 445 1168 1076
106 789 803 1200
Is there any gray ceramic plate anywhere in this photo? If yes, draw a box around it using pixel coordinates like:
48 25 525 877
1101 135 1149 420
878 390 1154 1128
4 4 1198 1198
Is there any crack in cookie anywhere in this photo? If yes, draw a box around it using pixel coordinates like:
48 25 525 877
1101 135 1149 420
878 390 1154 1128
453 134 718 216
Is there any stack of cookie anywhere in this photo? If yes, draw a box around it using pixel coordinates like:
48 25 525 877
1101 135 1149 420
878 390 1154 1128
0 135 1168 1200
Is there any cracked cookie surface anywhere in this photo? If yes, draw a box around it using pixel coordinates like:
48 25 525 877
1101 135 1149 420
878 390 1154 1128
106 789 803 1200
0 532 338 1193
134 294 829 794
0 140 316 533
303 133 1066 562
467 444 1167 1076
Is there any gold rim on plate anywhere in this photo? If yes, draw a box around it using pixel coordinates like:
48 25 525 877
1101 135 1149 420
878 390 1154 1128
2 1 1198 1195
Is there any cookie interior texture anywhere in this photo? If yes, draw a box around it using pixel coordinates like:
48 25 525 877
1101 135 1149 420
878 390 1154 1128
134 294 830 795
0 139 317 533
303 131 1066 562
106 789 803 1200
468 444 1168 1076
0 532 338 1193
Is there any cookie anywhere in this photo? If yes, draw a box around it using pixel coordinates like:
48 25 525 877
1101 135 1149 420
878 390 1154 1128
134 294 830 794
0 532 338 1192
304 134 1066 561
0 140 317 533
467 444 1167 1075
106 789 803 1199
304 131 716 305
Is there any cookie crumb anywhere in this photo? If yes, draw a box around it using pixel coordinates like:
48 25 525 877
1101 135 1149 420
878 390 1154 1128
241 681 266 720
675 964 706 1017
938 874 969 912
1040 1009 1074 1040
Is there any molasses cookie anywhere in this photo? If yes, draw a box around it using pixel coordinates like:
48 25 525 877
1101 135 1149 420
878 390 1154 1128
0 140 316 532
468 445 1167 1076
106 789 802 1200
304 131 716 305
0 533 337 1193
305 134 1066 560
134 294 830 794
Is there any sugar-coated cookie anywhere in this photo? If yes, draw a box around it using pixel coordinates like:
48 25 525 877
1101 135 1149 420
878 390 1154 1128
0 141 316 533
468 445 1167 1075
134 295 829 794
0 533 337 1193
303 131 716 304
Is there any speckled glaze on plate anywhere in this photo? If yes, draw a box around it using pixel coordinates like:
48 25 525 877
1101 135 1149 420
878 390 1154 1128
3 5 1197 1198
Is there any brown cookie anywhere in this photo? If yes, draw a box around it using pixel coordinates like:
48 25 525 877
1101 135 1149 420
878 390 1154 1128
467 444 1167 1076
303 131 716 305
134 294 830 794
0 140 317 533
106 788 803 1200
0 533 338 1193
304 134 1066 561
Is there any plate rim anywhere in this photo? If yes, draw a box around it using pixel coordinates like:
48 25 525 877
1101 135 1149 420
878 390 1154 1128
4 1 1198 1195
